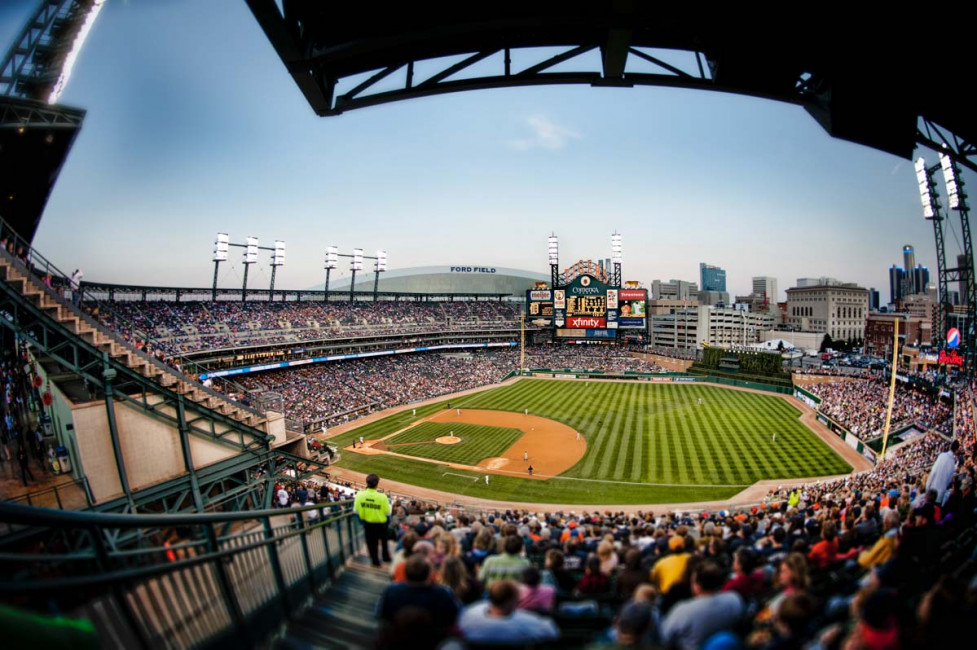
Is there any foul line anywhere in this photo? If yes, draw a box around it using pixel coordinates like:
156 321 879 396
443 465 747 488
442 472 480 482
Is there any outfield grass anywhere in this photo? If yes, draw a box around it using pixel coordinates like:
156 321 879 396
330 379 852 505
385 422 523 465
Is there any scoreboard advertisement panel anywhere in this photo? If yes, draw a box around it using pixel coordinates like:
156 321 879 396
618 288 647 329
525 290 554 325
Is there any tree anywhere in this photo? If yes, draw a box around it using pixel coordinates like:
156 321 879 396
820 334 834 352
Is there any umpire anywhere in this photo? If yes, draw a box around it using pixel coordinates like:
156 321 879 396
354 473 391 567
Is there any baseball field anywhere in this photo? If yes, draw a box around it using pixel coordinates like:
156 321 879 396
327 379 853 505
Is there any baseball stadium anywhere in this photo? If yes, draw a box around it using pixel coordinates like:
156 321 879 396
0 3 975 650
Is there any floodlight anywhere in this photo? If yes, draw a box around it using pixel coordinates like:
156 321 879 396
611 232 623 263
375 249 387 272
244 236 259 264
940 152 963 211
351 248 363 271
915 158 938 219
272 240 286 266
325 245 338 269
213 232 229 262
547 234 559 265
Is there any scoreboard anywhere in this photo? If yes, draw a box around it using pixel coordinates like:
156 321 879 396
529 273 647 341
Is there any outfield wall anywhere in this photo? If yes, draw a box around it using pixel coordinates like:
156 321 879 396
522 369 794 395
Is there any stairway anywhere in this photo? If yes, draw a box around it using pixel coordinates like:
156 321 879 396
275 554 390 650
0 252 268 434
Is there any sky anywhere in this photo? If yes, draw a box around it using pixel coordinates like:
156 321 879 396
2 0 974 303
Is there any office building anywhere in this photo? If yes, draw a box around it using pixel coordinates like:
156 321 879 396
868 288 880 312
797 277 841 288
912 266 930 296
903 245 916 293
699 263 726 292
650 305 774 350
889 266 906 304
752 276 778 305
786 281 869 342
651 279 698 301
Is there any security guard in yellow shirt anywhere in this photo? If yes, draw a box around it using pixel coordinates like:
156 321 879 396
354 473 392 566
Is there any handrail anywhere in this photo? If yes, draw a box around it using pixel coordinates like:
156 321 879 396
0 218 262 416
0 499 366 649
0 217 257 402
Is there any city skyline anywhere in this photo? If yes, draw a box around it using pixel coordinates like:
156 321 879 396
1 0 973 304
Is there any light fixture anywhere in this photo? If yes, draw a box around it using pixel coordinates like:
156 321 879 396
213 233 229 262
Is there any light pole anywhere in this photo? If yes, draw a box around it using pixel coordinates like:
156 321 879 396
373 250 387 301
212 233 228 301
324 246 337 302
269 240 285 300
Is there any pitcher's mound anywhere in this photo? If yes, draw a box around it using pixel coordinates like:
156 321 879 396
478 457 509 470
436 436 462 445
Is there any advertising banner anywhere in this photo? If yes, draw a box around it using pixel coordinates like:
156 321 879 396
607 309 619 329
618 289 647 300
606 289 618 309
585 329 615 338
529 290 551 300
554 290 566 309
554 308 565 327
567 316 606 328
619 317 645 328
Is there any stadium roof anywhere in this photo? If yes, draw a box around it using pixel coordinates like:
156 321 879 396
0 97 84 242
247 2 975 170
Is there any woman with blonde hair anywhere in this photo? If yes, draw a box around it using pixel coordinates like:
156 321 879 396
597 539 618 575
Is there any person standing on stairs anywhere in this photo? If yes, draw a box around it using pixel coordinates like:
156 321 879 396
355 473 392 567
69 269 83 308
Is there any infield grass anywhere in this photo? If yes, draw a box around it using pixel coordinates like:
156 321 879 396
330 379 852 505
385 422 523 465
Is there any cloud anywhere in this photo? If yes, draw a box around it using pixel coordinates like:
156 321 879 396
506 115 581 151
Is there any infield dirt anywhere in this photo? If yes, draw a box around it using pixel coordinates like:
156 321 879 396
345 408 586 479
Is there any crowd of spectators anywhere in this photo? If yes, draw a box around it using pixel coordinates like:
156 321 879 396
96 300 523 356
361 427 977 648
808 377 952 438
237 347 665 427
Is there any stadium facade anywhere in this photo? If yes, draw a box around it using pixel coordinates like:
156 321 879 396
325 265 548 296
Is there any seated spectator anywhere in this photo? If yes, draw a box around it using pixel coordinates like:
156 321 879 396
617 548 650 599
376 555 460 647
723 547 766 601
597 539 619 575
478 534 529 588
651 533 691 597
660 559 745 650
541 548 577 594
857 510 901 570
808 520 855 571
517 566 555 614
438 556 481 606
575 556 611 596
457 579 560 644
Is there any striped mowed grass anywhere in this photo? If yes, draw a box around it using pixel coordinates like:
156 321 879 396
332 379 852 505
385 422 522 465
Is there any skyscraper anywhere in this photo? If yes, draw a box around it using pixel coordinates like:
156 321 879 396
700 263 726 292
751 276 778 303
903 245 916 293
869 288 880 311
889 265 906 305
912 266 930 296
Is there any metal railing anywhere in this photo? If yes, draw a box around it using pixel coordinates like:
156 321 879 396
0 217 260 413
2 476 94 511
0 499 365 649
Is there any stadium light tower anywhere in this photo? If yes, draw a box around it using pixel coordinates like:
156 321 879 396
242 236 259 301
324 246 338 302
548 234 559 288
916 157 950 348
940 150 977 375
350 248 363 302
611 232 623 286
212 232 229 301
269 240 285 299
373 249 387 302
